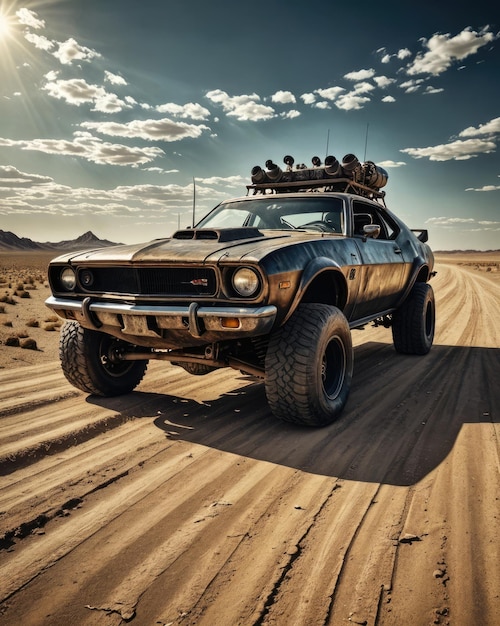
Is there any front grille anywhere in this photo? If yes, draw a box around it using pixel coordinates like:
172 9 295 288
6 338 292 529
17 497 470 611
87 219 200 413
76 266 217 296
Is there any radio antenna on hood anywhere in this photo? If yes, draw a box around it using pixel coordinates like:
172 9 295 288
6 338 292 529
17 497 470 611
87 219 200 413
192 177 196 228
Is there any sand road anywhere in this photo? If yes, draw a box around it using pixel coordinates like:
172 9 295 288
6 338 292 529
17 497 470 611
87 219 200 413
0 259 499 626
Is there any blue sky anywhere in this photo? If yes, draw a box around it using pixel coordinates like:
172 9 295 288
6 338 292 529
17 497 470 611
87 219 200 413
0 0 498 250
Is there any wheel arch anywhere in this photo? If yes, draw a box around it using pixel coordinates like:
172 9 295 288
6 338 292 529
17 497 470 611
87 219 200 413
283 257 348 324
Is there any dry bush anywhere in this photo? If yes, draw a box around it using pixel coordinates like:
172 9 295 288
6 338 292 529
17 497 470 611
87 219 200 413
43 320 62 331
0 295 16 305
26 318 40 328
19 337 38 350
2 320 13 327
5 335 20 347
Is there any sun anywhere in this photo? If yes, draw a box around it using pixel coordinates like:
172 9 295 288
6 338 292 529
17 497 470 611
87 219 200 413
0 11 13 39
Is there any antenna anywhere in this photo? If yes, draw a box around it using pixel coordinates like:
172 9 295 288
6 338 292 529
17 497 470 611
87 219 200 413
325 129 330 158
192 177 196 228
363 122 369 161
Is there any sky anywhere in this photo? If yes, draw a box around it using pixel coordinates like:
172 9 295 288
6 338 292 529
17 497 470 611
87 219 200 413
0 0 499 251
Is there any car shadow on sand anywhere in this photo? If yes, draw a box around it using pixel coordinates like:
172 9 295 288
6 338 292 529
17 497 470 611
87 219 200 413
88 341 498 487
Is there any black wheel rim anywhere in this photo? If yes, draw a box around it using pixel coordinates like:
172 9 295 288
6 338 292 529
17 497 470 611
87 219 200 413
321 335 346 400
98 337 135 377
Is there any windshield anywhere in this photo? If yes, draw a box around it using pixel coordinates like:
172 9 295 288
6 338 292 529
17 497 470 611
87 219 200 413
196 196 345 234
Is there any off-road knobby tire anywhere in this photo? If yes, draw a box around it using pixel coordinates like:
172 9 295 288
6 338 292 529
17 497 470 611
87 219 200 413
265 303 353 427
392 282 435 355
59 320 148 396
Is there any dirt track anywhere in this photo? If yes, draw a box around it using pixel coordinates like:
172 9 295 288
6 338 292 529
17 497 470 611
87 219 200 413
0 260 499 626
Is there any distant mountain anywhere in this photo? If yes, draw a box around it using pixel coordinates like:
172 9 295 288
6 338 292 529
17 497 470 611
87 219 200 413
0 230 121 251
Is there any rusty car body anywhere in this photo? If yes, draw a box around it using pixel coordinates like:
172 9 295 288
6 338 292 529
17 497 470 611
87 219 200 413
46 153 435 426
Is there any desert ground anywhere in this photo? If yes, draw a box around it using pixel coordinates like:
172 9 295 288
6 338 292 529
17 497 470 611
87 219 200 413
0 250 498 626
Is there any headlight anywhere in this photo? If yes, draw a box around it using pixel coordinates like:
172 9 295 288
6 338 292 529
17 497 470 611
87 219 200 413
60 267 76 291
232 267 260 297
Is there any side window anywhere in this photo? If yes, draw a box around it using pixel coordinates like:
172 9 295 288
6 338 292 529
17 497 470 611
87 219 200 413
352 202 400 240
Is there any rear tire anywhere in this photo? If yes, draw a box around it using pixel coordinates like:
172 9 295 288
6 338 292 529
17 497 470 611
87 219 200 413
392 282 435 355
265 304 353 427
59 321 148 396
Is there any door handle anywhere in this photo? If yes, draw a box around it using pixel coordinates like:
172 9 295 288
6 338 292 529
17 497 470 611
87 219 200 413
394 247 402 254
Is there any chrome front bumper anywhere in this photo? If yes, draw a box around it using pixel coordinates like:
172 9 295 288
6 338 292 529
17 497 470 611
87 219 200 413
45 296 277 340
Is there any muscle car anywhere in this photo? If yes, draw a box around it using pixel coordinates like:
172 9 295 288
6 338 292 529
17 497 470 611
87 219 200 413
46 153 435 426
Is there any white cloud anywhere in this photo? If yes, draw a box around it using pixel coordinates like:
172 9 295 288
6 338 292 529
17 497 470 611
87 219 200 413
465 185 500 192
378 160 406 168
81 118 211 142
381 95 396 103
335 93 371 111
205 90 275 121
0 165 53 187
24 32 54 51
104 71 127 86
397 48 412 60
271 90 296 104
380 48 411 63
344 68 375 81
459 117 500 137
426 216 476 225
44 78 106 105
423 86 444 94
53 37 101 65
281 110 301 119
0 134 164 166
300 92 316 105
373 75 396 88
16 8 45 29
401 138 496 161
197 175 246 187
406 27 497 76
399 78 426 93
315 86 345 101
156 102 210 120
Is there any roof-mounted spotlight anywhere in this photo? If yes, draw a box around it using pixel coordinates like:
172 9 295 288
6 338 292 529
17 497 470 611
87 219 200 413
251 165 267 184
324 155 340 177
341 153 360 177
283 155 294 169
265 160 283 182
312 156 322 167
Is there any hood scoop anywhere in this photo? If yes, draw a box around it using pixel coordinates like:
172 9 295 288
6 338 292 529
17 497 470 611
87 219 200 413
172 228 264 242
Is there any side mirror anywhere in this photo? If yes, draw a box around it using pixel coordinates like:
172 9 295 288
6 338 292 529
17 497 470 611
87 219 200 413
363 224 381 239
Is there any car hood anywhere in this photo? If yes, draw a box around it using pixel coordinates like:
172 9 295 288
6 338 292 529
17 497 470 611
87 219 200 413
52 228 346 265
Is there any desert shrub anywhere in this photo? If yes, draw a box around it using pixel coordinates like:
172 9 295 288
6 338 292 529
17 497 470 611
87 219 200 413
0 295 16 305
26 318 40 328
5 336 20 347
43 320 61 331
2 320 13 327
44 315 60 323
16 282 24 291
20 337 38 351
15 331 29 339
17 290 31 299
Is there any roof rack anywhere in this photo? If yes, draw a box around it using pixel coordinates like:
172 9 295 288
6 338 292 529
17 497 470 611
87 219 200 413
246 154 388 206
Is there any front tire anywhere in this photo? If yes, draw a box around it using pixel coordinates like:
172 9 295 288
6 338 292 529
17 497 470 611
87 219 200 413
265 304 353 427
59 321 148 396
392 282 435 355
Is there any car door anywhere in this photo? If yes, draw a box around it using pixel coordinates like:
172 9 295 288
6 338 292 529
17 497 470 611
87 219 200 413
350 200 407 320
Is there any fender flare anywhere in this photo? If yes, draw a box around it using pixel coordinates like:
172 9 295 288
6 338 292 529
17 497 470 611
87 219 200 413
283 256 348 324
